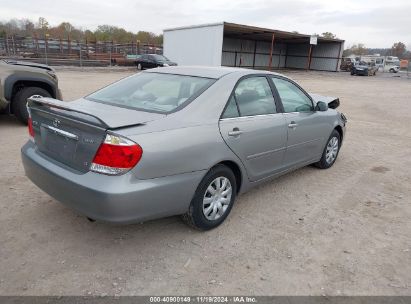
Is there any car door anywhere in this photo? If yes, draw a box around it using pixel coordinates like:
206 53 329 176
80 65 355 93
270 76 329 168
219 76 288 182
138 55 147 68
148 55 158 68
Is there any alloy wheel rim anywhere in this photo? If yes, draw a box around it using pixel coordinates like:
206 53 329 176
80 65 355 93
325 136 339 164
202 177 232 221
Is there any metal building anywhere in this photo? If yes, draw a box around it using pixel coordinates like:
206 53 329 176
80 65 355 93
163 22 344 71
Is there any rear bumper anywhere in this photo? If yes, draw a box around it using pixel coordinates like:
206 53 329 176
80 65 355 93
21 141 205 224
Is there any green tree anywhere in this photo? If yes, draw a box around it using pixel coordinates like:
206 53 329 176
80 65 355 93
343 43 368 56
390 42 406 58
84 30 96 42
0 17 164 45
37 17 49 31
321 32 337 39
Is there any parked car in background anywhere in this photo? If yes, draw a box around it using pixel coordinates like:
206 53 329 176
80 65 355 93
0 60 62 124
340 58 355 71
135 54 177 70
351 61 378 76
22 66 346 230
385 65 400 73
383 56 400 72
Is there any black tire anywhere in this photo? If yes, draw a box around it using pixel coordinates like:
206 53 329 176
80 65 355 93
350 71 355 75
314 129 341 169
182 164 237 230
12 87 51 124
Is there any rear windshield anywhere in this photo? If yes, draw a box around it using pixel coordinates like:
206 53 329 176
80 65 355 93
86 72 215 113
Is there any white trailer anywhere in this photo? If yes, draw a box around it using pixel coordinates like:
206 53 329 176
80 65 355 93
163 23 224 66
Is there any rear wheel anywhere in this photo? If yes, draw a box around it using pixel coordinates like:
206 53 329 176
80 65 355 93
12 87 51 124
314 130 341 169
182 164 237 230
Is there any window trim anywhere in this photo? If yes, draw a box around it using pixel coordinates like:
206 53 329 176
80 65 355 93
219 74 281 120
269 76 315 113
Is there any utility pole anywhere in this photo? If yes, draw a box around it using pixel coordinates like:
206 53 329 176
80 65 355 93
44 33 49 65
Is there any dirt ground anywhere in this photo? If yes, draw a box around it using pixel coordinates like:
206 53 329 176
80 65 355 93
0 68 410 296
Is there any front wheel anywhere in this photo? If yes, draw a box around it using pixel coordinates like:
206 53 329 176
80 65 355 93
182 165 237 230
314 130 341 169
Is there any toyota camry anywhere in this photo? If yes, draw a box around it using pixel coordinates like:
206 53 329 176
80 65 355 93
21 66 347 230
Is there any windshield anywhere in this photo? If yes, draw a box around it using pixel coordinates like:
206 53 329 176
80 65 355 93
86 72 215 113
151 55 169 61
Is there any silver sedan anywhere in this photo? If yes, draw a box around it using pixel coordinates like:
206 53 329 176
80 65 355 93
21 66 347 230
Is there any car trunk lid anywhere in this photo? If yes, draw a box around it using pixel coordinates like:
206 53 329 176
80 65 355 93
28 97 165 173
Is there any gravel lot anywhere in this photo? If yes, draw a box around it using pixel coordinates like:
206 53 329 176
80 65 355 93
0 68 410 296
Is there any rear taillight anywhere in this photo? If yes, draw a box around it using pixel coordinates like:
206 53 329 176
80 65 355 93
90 134 143 175
28 117 35 141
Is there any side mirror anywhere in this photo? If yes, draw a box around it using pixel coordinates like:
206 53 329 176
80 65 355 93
315 101 328 112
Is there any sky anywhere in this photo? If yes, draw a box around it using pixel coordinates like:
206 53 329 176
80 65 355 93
0 0 410 48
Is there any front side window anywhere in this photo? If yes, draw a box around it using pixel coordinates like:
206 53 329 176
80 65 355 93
271 77 313 113
87 73 214 113
232 77 276 116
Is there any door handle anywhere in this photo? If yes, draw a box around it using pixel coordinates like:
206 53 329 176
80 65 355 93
288 121 298 128
228 128 243 137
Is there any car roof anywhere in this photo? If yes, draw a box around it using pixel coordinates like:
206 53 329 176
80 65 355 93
144 65 284 79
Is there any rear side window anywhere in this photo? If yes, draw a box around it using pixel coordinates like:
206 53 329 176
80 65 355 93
271 77 313 113
221 96 239 118
87 73 215 113
221 77 276 118
235 77 276 116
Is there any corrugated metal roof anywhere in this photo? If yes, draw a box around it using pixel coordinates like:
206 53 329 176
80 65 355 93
164 22 344 43
224 22 344 43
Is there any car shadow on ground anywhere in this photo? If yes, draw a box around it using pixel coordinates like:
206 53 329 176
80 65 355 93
22 163 323 250
0 113 25 127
